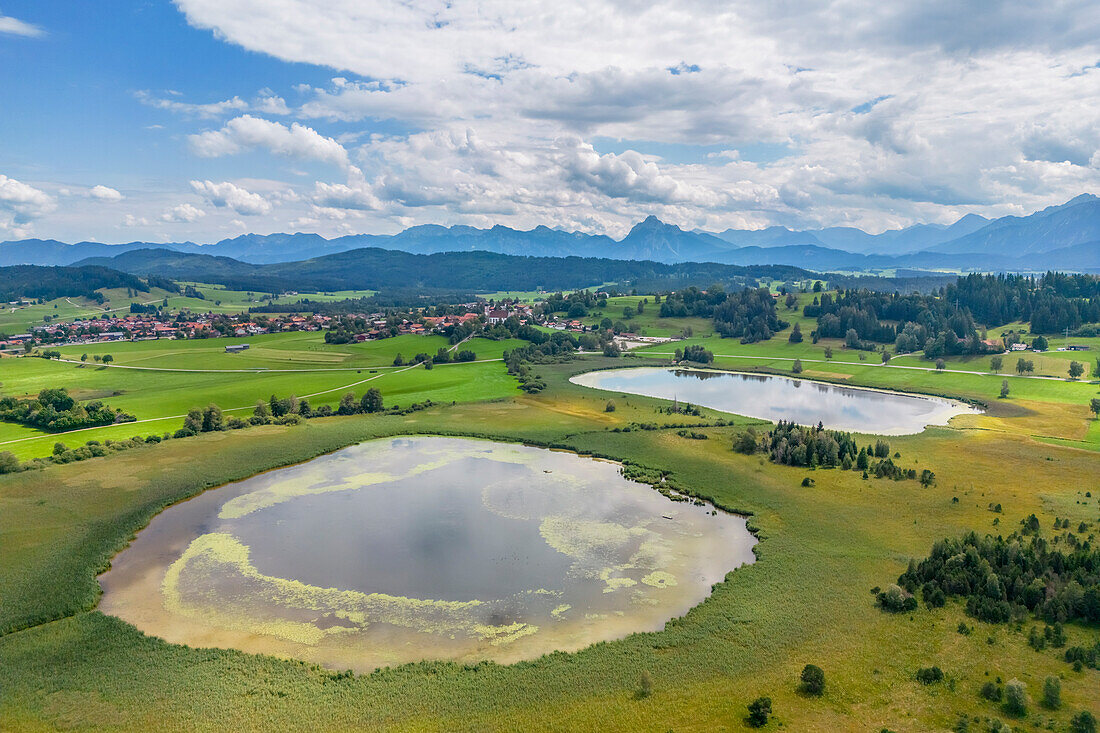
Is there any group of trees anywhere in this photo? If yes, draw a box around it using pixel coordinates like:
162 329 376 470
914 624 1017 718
948 272 1100 334
804 273 1100 361
735 421 861 469
658 286 727 318
0 264 166 303
542 290 605 318
396 347 477 367
894 531 1100 625
713 288 788 343
674 344 714 364
806 289 996 359
732 422 928 482
178 388 387 436
0 387 134 432
502 331 581 393
653 285 786 343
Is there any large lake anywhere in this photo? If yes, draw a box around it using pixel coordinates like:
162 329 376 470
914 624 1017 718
99 436 756 671
571 367 980 434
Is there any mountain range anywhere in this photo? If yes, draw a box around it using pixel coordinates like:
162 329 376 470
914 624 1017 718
4 194 1098 273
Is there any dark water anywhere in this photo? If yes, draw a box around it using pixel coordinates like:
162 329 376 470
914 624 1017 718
99 436 756 670
237 459 578 601
571 367 979 434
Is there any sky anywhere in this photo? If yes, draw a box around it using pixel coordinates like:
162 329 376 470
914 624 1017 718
1 1 1099 244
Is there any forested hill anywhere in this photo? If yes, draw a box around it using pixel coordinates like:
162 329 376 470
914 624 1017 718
75 247 823 293
0 265 173 303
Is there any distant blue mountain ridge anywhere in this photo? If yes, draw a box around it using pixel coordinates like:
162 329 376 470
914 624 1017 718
3 194 1098 272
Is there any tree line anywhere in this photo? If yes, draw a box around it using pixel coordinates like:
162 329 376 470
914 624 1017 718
0 387 135 432
889 529 1100 625
734 421 933 483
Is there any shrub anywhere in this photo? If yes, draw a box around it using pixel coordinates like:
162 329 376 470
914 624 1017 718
360 388 384 413
915 666 944 684
1003 679 1027 716
1071 710 1097 733
746 696 772 727
792 359 803 374
877 584 917 613
0 451 22 474
636 670 653 699
604 400 616 412
1041 675 1060 709
980 681 1003 702
799 664 825 696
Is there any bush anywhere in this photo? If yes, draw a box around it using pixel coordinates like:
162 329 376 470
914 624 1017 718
1042 675 1060 709
799 664 825 696
877 584 917 613
1071 710 1097 733
604 400 616 412
0 450 22 474
746 696 772 727
915 666 944 684
636 670 653 699
360 388 384 413
1003 679 1027 716
681 344 712 363
792 359 803 374
980 681 1003 702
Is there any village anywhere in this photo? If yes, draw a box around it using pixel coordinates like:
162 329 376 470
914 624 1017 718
0 298 623 351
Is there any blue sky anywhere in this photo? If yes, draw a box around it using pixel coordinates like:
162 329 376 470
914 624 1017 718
1 1 1098 243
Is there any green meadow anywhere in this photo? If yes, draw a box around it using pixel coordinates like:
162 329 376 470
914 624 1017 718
0 315 1098 731
0 333 528 459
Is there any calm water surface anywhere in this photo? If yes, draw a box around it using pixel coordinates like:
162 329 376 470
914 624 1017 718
99 436 756 670
571 367 980 434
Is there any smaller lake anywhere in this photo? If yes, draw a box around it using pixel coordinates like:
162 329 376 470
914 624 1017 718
571 367 980 434
99 437 756 671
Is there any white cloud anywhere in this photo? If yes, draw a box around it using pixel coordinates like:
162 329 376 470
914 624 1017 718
311 181 380 211
159 0 1100 234
136 91 250 118
89 185 124 202
0 14 44 38
136 90 292 118
0 174 55 238
190 179 272 215
160 203 207 223
189 115 351 169
123 214 152 228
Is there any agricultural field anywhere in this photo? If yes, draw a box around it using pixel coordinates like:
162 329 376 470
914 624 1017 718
0 333 526 459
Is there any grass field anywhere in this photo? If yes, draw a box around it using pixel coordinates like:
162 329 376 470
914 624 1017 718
1 311 1098 731
0 333 528 459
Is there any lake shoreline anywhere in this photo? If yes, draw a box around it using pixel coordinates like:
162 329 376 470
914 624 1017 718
570 365 983 435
